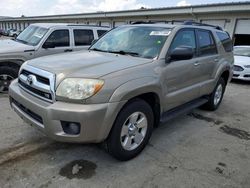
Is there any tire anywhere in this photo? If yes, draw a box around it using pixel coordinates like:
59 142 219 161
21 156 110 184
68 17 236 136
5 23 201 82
107 99 154 161
202 77 226 111
0 66 19 93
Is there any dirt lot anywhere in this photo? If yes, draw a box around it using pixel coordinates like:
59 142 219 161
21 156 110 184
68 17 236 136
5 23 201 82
0 81 249 188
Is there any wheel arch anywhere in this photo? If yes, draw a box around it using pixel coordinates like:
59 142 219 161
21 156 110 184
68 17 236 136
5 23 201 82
109 77 163 130
0 59 24 70
220 70 230 85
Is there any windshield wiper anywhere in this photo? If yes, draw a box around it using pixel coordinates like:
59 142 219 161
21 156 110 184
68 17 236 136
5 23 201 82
90 48 141 57
13 38 28 44
108 50 140 57
90 48 108 52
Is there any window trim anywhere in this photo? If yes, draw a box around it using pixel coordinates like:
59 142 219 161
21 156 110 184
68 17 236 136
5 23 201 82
73 29 94 46
167 28 198 59
216 31 233 52
43 29 70 48
195 29 218 57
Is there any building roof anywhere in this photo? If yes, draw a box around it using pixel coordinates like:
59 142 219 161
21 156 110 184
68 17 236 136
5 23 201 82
1 1 250 22
31 23 110 29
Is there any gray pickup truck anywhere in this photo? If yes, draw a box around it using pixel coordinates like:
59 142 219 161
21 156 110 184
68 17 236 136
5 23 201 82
0 23 109 93
9 22 234 161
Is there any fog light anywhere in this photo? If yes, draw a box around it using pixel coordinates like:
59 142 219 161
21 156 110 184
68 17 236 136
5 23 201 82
61 121 81 135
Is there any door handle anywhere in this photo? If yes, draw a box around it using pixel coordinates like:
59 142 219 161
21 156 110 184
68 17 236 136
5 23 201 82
64 49 73 52
214 58 219 62
194 62 201 66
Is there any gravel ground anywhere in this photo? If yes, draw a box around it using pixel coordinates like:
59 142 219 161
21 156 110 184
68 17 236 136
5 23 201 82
0 81 249 188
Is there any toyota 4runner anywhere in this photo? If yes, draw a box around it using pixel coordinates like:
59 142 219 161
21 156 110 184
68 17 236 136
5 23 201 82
0 23 110 92
9 22 234 161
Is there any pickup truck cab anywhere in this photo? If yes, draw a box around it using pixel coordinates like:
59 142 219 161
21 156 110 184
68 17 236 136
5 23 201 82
0 23 110 93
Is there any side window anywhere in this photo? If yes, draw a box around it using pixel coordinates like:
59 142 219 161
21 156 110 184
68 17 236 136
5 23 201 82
197 30 217 56
216 32 233 52
97 30 107 37
170 30 196 53
73 29 94 46
45 30 69 47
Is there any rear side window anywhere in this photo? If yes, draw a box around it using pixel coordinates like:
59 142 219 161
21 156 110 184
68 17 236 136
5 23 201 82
216 32 233 52
197 30 217 56
73 29 94 46
97 30 107 37
46 30 70 47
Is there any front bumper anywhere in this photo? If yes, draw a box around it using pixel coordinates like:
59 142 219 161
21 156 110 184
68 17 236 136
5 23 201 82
233 69 250 81
9 80 126 143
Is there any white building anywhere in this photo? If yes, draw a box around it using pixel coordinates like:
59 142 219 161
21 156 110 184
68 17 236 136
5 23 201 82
1 2 250 45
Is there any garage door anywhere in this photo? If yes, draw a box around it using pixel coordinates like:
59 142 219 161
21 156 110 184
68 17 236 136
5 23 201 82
202 20 226 29
100 22 111 27
89 22 98 26
235 19 250 34
114 21 125 27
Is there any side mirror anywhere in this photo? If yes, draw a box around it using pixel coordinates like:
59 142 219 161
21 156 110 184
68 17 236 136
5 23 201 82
169 46 194 61
42 42 55 49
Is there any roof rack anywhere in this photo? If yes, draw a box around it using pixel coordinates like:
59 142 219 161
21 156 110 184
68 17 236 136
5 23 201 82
131 21 156 24
182 20 223 30
67 24 110 28
131 20 223 31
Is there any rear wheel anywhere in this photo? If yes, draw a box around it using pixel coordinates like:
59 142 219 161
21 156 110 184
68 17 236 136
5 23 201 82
107 99 154 161
0 66 19 93
202 77 226 111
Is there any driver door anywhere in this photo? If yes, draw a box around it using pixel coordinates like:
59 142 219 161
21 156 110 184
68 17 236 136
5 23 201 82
34 29 72 58
162 29 202 111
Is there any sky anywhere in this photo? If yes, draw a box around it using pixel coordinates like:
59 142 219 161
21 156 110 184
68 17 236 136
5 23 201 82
0 0 248 17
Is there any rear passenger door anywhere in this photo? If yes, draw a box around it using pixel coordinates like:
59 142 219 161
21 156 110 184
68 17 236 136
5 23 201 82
73 29 94 51
36 29 72 58
195 29 219 96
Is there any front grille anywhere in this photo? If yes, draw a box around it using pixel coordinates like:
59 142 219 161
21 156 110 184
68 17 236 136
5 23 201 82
18 65 55 103
233 65 244 72
11 97 43 124
244 74 250 78
21 70 50 85
233 74 239 77
18 80 52 100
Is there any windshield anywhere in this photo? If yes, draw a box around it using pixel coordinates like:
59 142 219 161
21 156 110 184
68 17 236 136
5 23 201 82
16 25 48 46
90 26 171 59
234 47 250 57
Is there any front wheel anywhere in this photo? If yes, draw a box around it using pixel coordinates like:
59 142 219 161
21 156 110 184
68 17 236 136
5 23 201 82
0 66 19 93
202 77 226 111
107 99 154 161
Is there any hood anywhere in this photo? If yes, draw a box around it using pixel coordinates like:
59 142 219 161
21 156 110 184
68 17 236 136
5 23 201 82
0 39 34 54
27 50 153 79
234 55 250 66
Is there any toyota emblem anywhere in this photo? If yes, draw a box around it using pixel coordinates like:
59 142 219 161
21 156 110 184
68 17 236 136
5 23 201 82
27 75 36 85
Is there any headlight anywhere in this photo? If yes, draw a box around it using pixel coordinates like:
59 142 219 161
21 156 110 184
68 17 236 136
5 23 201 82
56 78 104 100
244 65 250 68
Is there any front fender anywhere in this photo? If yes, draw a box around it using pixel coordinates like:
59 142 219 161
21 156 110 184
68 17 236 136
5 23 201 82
109 76 163 104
